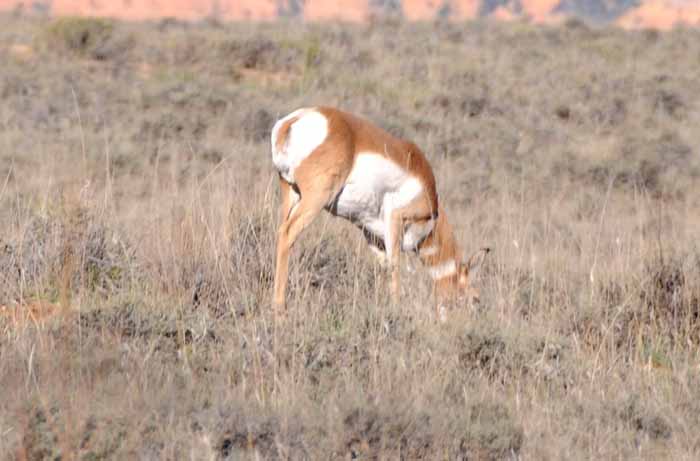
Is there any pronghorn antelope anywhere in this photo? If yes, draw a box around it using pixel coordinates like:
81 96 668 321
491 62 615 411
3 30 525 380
271 106 489 316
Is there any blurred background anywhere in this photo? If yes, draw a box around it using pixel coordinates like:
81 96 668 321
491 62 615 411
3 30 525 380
1 1 700 459
2 0 700 29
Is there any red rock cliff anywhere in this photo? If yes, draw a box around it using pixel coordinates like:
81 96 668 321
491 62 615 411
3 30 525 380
2 0 700 29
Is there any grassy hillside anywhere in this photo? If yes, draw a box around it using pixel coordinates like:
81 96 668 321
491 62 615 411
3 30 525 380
1 15 700 459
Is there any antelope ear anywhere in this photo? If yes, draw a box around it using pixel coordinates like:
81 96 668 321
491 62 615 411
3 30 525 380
465 247 491 276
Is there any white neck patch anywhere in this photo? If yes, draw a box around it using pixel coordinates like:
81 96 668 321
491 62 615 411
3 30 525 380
428 259 457 280
419 245 438 257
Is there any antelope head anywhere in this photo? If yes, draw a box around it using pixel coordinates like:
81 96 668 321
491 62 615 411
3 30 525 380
458 247 491 305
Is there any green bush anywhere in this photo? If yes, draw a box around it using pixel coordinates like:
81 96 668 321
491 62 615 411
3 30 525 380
44 17 114 57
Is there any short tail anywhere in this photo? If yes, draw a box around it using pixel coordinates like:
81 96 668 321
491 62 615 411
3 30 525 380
272 115 300 155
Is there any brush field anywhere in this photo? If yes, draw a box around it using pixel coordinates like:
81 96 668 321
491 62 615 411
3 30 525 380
1 14 700 460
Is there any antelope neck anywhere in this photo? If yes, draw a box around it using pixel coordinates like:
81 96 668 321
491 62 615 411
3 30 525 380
417 209 460 282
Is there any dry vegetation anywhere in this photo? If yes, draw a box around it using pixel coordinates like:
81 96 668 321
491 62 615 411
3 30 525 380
1 13 700 459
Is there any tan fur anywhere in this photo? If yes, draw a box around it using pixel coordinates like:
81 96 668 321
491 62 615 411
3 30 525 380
272 107 488 316
319 107 439 216
417 204 461 267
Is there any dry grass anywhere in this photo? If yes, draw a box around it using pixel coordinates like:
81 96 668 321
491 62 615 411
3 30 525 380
1 14 700 459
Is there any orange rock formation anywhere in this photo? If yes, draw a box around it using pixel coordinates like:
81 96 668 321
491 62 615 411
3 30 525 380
305 0 370 22
1 0 700 30
618 0 700 29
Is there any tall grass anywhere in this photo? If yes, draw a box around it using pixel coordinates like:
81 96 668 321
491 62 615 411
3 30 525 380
1 15 699 459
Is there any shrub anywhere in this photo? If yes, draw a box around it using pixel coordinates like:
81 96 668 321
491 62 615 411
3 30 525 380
44 17 115 58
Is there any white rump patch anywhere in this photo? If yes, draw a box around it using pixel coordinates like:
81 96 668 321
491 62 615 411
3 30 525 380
270 108 306 155
271 108 328 183
428 259 457 280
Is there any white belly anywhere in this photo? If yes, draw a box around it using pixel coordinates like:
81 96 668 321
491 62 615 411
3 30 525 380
330 153 434 252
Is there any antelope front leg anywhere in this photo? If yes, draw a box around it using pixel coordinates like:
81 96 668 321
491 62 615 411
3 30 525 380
387 209 404 303
363 229 388 268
